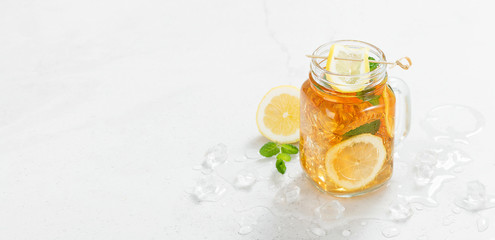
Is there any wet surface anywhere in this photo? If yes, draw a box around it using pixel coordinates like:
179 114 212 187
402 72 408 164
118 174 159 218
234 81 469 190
186 105 494 239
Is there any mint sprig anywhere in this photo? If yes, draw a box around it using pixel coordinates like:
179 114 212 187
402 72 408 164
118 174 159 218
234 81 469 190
369 56 379 71
259 142 280 157
281 144 299 154
342 120 381 139
277 153 291 162
276 159 286 174
259 142 299 174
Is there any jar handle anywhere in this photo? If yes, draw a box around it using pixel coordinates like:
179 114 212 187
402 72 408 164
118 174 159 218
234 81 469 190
388 77 411 147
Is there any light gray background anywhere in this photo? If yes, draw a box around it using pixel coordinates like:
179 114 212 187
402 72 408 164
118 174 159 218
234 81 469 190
1 0 494 239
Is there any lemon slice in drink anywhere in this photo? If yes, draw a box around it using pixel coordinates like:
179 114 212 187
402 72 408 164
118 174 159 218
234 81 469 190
383 86 395 136
325 44 370 93
325 133 386 190
256 85 300 143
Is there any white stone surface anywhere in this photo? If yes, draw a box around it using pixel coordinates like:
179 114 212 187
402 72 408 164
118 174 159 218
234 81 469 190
1 0 495 239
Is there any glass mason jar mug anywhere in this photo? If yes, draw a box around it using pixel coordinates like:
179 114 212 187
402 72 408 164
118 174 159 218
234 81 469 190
300 40 411 197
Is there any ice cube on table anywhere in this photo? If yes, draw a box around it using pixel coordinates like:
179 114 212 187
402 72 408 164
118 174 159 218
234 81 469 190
315 200 345 222
455 180 487 211
191 176 226 202
341 229 351 237
201 143 228 173
388 196 413 221
477 217 489 232
414 163 434 186
414 150 437 186
283 185 300 204
234 170 257 189
238 225 253 235
381 226 400 238
310 227 326 237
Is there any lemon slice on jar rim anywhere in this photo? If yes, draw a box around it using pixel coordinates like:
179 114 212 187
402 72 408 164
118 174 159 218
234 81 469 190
325 133 386 190
325 44 371 93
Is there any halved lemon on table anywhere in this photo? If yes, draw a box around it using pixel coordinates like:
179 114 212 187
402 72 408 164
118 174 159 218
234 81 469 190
325 133 386 190
325 44 370 93
256 85 300 143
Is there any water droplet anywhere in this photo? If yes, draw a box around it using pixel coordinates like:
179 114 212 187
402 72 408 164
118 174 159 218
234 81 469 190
404 174 456 207
477 217 489 232
435 147 471 170
310 227 326 236
190 176 226 202
421 104 485 144
342 229 351 237
442 214 456 226
315 200 345 222
234 170 257 189
389 196 413 221
244 149 262 160
451 206 461 214
382 227 400 238
238 226 253 235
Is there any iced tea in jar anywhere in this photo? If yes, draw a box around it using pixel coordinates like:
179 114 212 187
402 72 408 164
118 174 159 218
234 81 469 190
300 40 410 197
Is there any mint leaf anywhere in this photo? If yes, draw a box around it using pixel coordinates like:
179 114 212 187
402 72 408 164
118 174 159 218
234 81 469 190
275 159 287 174
367 95 381 106
356 88 381 106
342 120 381 139
259 142 280 157
276 153 291 162
280 144 298 154
369 57 379 71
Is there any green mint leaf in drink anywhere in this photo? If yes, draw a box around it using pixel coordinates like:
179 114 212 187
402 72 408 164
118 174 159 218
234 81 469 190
280 144 299 154
342 119 381 139
259 142 280 157
275 159 287 174
369 57 379 71
356 88 380 106
367 95 381 106
276 153 291 162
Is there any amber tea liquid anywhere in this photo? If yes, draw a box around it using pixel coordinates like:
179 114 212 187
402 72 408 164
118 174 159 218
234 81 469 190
299 75 396 196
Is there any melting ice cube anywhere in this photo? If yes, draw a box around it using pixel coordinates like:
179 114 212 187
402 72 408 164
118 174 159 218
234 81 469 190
315 200 345 222
413 150 437 186
234 170 257 189
284 185 301 203
477 217 489 232
201 143 228 173
388 196 413 221
310 227 326 237
238 225 253 235
341 229 351 237
381 227 400 238
190 176 226 202
455 180 487 211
